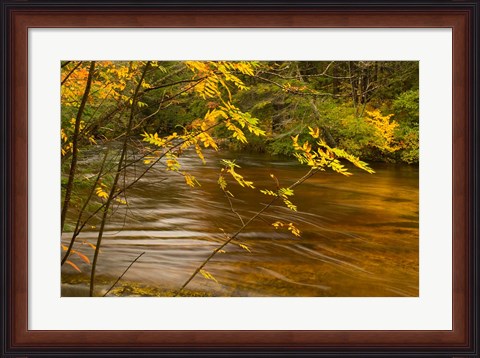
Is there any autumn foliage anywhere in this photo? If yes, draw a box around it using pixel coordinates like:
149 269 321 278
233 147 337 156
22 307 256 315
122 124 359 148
60 60 418 296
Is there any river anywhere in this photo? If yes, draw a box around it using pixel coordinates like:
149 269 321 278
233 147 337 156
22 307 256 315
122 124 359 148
62 146 419 297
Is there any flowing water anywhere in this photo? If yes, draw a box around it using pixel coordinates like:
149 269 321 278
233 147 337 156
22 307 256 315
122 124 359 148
62 146 419 297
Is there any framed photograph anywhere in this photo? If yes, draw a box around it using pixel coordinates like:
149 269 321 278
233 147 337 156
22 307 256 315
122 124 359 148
1 1 478 356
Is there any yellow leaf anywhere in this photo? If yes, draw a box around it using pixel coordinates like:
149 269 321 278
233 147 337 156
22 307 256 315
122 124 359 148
217 174 227 190
288 223 301 237
165 158 180 171
272 221 284 228
61 129 68 142
184 173 200 188
200 269 218 283
292 134 299 145
260 189 277 197
198 132 218 150
308 126 320 139
115 196 127 204
222 160 255 189
95 186 109 199
143 156 156 164
239 243 251 253
302 141 312 153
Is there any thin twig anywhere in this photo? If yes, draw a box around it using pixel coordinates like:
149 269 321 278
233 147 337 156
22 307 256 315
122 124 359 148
61 149 109 265
61 61 83 85
66 122 223 248
173 167 319 296
143 76 207 92
222 189 245 226
255 75 336 98
102 252 146 297
90 62 151 297
258 62 353 80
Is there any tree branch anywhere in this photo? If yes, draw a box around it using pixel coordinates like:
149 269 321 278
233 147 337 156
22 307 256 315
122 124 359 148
61 61 83 86
61 149 109 265
102 252 145 297
89 61 151 296
173 167 319 296
61 61 95 232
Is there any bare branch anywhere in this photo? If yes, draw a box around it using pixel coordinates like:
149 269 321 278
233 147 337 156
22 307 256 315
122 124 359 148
174 167 319 296
102 252 146 297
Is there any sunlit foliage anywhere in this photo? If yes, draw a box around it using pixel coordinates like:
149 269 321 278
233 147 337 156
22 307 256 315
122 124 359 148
60 60 418 294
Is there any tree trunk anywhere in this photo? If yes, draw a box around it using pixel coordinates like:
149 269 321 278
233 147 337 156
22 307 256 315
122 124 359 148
61 61 95 232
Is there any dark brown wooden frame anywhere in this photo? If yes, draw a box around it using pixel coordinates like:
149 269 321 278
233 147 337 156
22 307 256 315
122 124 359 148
1 1 478 357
